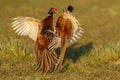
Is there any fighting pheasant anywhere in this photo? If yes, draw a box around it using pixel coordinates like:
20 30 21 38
11 8 58 74
51 5 84 70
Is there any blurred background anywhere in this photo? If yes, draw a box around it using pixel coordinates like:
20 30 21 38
0 0 120 79
0 0 120 46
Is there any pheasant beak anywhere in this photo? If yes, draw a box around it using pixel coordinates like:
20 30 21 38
55 11 58 13
53 9 58 13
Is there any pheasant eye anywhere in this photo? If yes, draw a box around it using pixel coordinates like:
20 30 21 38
49 32 52 34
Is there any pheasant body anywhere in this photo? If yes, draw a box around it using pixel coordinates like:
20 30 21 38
11 8 58 74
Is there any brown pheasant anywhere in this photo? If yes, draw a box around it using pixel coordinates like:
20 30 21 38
52 5 84 70
11 8 58 74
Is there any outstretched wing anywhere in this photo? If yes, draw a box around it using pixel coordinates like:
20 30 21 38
11 17 41 41
63 11 84 44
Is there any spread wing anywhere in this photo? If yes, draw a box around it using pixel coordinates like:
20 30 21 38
11 17 41 41
55 11 84 44
63 11 84 44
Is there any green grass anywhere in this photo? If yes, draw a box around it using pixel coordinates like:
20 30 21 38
0 0 120 80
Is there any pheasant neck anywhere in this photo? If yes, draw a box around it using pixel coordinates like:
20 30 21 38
42 14 54 31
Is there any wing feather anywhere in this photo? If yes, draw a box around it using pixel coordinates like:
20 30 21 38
11 17 41 41
64 11 84 44
56 10 84 44
48 35 61 50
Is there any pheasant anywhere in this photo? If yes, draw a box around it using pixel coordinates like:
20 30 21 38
51 5 84 70
11 8 58 74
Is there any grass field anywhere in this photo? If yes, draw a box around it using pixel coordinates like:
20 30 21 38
0 0 120 80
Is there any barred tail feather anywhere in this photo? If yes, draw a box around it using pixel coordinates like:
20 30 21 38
35 51 43 71
42 50 49 73
36 49 57 74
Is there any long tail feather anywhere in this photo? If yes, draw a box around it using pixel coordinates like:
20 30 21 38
36 48 57 74
42 50 50 73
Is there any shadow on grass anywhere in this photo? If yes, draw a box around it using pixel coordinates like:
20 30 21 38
65 42 93 63
58 42 93 72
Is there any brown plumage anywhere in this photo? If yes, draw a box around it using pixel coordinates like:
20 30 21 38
11 6 83 73
54 5 83 70
11 8 58 74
